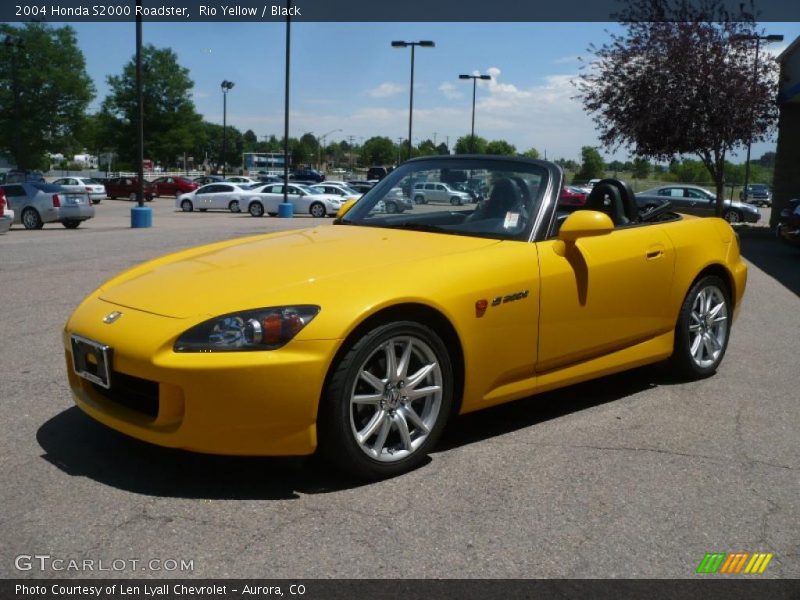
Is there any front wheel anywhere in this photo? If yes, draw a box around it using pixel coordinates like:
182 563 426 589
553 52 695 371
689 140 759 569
723 209 741 224
670 275 731 379
21 207 43 230
310 202 326 218
385 201 398 214
450 196 462 206
317 321 454 480
180 199 193 212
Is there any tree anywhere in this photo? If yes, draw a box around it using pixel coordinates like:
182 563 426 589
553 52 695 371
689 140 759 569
101 44 203 167
523 147 540 159
0 23 95 169
574 146 605 182
485 140 517 156
436 142 450 155
360 136 395 165
454 135 487 154
631 157 651 179
577 0 779 214
416 139 438 157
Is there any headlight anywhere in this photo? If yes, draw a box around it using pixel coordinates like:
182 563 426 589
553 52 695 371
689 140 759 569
174 305 320 352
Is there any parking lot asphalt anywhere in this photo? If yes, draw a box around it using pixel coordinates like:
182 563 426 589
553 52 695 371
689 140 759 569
1 199 797 578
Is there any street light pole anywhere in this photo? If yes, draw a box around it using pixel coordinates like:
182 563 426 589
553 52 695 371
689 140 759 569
220 80 234 177
317 128 342 170
392 40 435 162
731 32 783 202
459 73 491 153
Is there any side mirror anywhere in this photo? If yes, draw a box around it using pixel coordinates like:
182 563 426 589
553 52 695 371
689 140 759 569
335 198 357 219
558 210 614 242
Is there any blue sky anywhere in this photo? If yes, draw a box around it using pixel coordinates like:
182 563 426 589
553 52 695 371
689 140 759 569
68 21 800 161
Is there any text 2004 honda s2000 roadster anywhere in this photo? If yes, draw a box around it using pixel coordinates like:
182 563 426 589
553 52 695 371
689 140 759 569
64 156 747 479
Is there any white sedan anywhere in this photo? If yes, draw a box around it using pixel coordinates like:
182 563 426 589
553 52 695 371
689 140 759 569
176 183 258 213
51 177 106 204
309 183 361 202
246 183 342 218
224 176 261 185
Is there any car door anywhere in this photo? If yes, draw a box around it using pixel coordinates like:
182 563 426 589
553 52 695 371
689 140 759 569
211 184 236 209
286 185 310 212
536 221 676 372
684 187 716 216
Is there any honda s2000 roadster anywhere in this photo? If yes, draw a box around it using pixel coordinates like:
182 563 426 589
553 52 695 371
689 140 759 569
64 156 747 479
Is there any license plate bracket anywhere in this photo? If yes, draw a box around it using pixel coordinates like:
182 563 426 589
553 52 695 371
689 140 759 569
71 335 112 389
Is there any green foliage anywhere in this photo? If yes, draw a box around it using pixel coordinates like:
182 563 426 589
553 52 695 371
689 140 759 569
360 136 396 166
454 135 487 154
416 139 439 157
0 23 95 169
574 146 605 182
631 157 650 179
485 140 517 156
100 44 203 167
522 148 540 159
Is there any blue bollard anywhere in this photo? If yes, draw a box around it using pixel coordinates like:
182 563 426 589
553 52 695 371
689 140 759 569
131 206 153 228
278 202 293 218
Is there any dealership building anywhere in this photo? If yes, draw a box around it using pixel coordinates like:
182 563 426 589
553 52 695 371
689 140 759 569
773 35 800 225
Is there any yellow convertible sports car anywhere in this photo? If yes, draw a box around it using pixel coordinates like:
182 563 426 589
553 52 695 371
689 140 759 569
64 156 747 479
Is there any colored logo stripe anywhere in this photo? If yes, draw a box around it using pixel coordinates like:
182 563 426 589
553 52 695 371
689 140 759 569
697 553 726 573
697 552 773 574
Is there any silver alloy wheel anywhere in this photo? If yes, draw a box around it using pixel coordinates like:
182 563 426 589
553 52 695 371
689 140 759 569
688 285 728 369
349 335 443 462
724 210 741 223
22 208 40 229
229 200 240 213
310 202 326 218
181 199 192 212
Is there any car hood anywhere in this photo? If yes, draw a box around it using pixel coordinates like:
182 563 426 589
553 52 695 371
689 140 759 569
99 225 498 318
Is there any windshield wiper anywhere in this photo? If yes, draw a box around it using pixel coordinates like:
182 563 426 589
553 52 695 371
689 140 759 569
388 222 449 233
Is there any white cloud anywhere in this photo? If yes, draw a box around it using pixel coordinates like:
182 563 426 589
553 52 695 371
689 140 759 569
439 81 463 100
368 82 405 98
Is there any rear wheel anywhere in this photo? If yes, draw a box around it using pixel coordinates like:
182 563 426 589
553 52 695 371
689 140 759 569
310 202 326 218
248 201 264 217
317 321 453 480
671 275 731 379
229 199 241 213
385 201 399 214
180 199 193 212
62 220 81 229
21 207 43 230
414 195 425 204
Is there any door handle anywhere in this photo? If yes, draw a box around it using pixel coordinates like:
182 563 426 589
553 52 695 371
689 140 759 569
646 248 664 260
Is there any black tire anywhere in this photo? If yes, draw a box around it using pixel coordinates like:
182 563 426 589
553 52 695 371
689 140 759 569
450 196 462 206
317 321 454 480
414 195 426 205
109 195 116 200
249 201 264 217
310 202 326 218
91 198 101 205
385 201 399 214
62 220 81 229
267 212 278 217
670 275 731 380
180 199 193 212
21 207 43 230
722 209 741 224
229 199 241 213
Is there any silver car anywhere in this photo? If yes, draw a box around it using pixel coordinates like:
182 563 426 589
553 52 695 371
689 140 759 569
0 182 94 229
636 185 760 224
412 182 473 205
52 176 107 204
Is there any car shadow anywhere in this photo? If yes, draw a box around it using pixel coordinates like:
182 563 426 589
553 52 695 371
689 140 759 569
736 225 800 296
37 364 679 500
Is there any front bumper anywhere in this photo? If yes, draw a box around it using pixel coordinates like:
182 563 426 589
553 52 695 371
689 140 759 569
64 299 339 456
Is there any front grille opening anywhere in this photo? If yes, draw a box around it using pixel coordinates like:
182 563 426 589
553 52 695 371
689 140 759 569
92 371 159 418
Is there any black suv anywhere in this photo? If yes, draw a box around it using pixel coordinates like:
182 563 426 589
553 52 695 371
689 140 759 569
290 168 325 183
367 166 392 181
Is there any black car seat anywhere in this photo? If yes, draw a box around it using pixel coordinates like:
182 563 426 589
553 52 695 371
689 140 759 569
584 178 639 226
470 178 523 221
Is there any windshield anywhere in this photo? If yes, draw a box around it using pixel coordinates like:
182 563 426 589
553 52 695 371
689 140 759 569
341 158 548 240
